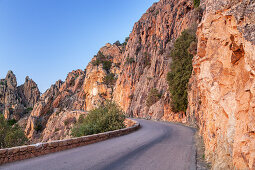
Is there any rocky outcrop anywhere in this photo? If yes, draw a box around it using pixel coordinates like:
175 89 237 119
18 76 40 108
24 44 122 141
41 110 87 142
187 0 255 169
0 71 40 120
113 0 198 122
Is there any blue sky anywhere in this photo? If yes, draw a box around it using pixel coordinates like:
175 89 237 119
0 0 157 92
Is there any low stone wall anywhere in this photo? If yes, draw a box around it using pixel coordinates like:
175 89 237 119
0 119 140 165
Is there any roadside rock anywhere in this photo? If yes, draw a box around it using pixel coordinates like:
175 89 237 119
187 0 255 169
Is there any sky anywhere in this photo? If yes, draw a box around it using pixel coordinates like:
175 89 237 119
0 0 157 92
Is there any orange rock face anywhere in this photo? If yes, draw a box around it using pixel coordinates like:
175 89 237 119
113 0 197 121
187 0 255 169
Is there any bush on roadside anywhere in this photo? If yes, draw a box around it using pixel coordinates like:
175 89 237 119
0 115 28 149
71 101 125 137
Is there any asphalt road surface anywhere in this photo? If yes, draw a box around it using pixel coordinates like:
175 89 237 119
1 119 196 170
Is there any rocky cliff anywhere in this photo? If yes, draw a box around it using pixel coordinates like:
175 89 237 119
113 0 199 122
0 71 40 121
187 0 255 169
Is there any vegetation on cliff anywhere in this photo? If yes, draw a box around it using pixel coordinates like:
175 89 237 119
103 73 117 86
71 101 125 137
194 0 200 8
146 88 162 107
167 29 197 112
92 51 112 73
0 115 28 149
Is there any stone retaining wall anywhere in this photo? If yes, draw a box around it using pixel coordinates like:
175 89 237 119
0 119 140 165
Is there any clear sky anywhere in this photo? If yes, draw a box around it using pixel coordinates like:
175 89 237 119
0 0 157 92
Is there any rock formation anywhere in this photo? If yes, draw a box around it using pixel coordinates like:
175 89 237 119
0 71 40 121
113 0 199 122
25 44 122 140
187 0 255 169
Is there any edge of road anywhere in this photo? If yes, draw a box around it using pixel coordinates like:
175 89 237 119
0 119 140 165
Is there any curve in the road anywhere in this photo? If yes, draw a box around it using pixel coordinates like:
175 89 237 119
1 119 196 170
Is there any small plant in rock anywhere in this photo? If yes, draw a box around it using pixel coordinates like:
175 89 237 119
103 73 117 86
34 120 43 132
7 119 17 126
64 120 69 126
102 60 112 73
92 51 112 73
125 57 135 64
113 40 121 46
146 88 162 107
144 52 151 67
194 0 200 8
55 128 60 132
128 94 134 100
25 107 33 114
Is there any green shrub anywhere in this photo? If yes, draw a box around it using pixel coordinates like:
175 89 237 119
0 115 28 149
146 88 162 107
7 119 17 126
167 29 197 112
125 57 135 64
92 51 112 73
144 52 151 67
194 0 200 8
103 73 116 86
71 101 125 137
34 120 43 132
102 60 112 73
0 81 7 86
25 107 33 113
55 128 60 132
113 40 121 46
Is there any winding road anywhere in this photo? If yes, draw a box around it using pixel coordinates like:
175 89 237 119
1 119 196 170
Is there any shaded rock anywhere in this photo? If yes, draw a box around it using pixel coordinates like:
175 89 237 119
0 71 40 120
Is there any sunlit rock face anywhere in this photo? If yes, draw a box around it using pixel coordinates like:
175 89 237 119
113 0 197 122
187 0 255 169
